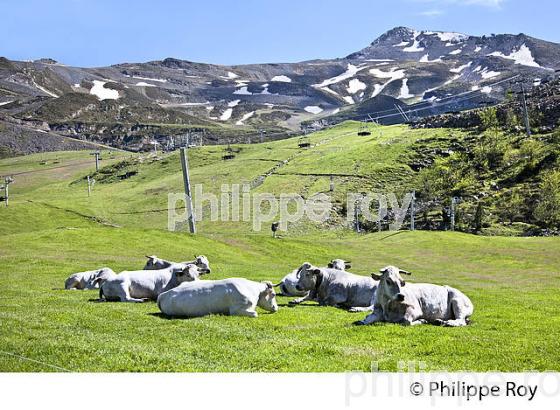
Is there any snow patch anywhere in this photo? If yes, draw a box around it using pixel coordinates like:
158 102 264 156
0 100 14 106
321 87 339 96
343 96 355 105
393 41 410 47
132 75 167 83
450 61 472 73
403 31 424 52
481 86 492 94
398 79 414 99
488 44 540 68
304 106 323 114
220 108 233 121
233 86 252 95
474 46 482 53
435 32 468 43
371 84 384 98
271 75 292 82
331 108 340 115
314 64 368 88
136 82 156 87
420 54 443 63
347 78 366 94
235 111 255 125
228 99 241 107
480 68 501 80
90 80 119 100
449 49 462 55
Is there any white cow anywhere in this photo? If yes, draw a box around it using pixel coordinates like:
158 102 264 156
99 264 205 302
64 268 115 290
157 278 278 318
289 262 377 310
143 255 211 273
356 266 474 327
275 259 351 297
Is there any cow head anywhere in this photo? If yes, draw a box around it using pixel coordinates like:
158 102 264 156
371 266 411 303
327 259 351 270
174 264 201 283
193 255 211 274
258 281 278 313
295 262 321 291
144 255 169 270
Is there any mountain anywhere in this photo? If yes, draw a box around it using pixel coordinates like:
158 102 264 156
1 27 559 151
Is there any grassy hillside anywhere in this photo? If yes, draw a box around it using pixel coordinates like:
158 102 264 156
0 122 559 372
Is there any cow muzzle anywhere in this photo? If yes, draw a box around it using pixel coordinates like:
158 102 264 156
396 293 405 302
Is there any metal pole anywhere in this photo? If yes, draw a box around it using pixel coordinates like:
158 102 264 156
87 176 91 197
450 197 456 231
330 175 334 192
410 191 415 231
92 151 99 172
519 82 531 137
180 147 196 234
4 180 8 207
354 201 360 233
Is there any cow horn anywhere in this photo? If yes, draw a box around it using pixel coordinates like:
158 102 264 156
272 282 282 287
345 260 352 263
399 269 412 275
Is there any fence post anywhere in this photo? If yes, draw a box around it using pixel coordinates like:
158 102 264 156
410 190 416 231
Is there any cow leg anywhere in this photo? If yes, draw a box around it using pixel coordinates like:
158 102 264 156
289 292 313 305
230 304 258 317
401 318 427 326
348 305 374 313
439 318 468 327
441 291 473 327
354 310 383 326
118 284 146 303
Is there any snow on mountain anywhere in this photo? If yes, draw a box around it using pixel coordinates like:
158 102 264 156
488 44 541 68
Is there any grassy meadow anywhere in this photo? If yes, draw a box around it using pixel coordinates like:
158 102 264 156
0 122 559 372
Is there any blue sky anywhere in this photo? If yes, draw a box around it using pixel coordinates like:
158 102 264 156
1 0 558 67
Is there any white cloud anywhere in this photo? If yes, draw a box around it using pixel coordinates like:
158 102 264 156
419 9 444 16
412 0 506 9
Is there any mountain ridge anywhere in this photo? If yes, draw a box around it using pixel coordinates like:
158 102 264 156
1 26 559 151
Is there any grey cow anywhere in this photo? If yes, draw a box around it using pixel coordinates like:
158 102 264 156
143 255 211 273
276 258 351 297
356 266 474 327
99 264 207 302
289 262 377 310
65 267 115 290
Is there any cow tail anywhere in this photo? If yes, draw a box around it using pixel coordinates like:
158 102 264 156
99 284 104 301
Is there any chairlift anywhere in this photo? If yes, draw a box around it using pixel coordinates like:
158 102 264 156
222 143 236 160
298 137 311 148
357 122 371 136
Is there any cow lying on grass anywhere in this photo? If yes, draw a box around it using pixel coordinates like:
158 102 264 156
276 259 351 297
157 279 278 318
99 264 208 302
143 255 211 273
355 266 474 327
64 268 115 290
289 262 377 310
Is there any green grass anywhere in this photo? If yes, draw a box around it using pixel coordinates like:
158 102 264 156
1 122 559 372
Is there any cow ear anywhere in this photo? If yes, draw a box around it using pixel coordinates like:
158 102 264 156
327 263 333 268
345 264 352 269
312 269 321 275
401 280 406 286
371 273 382 281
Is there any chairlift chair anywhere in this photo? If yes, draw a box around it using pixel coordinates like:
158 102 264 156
222 143 236 160
298 137 311 148
357 122 371 136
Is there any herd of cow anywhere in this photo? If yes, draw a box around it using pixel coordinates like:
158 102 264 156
64 255 474 326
